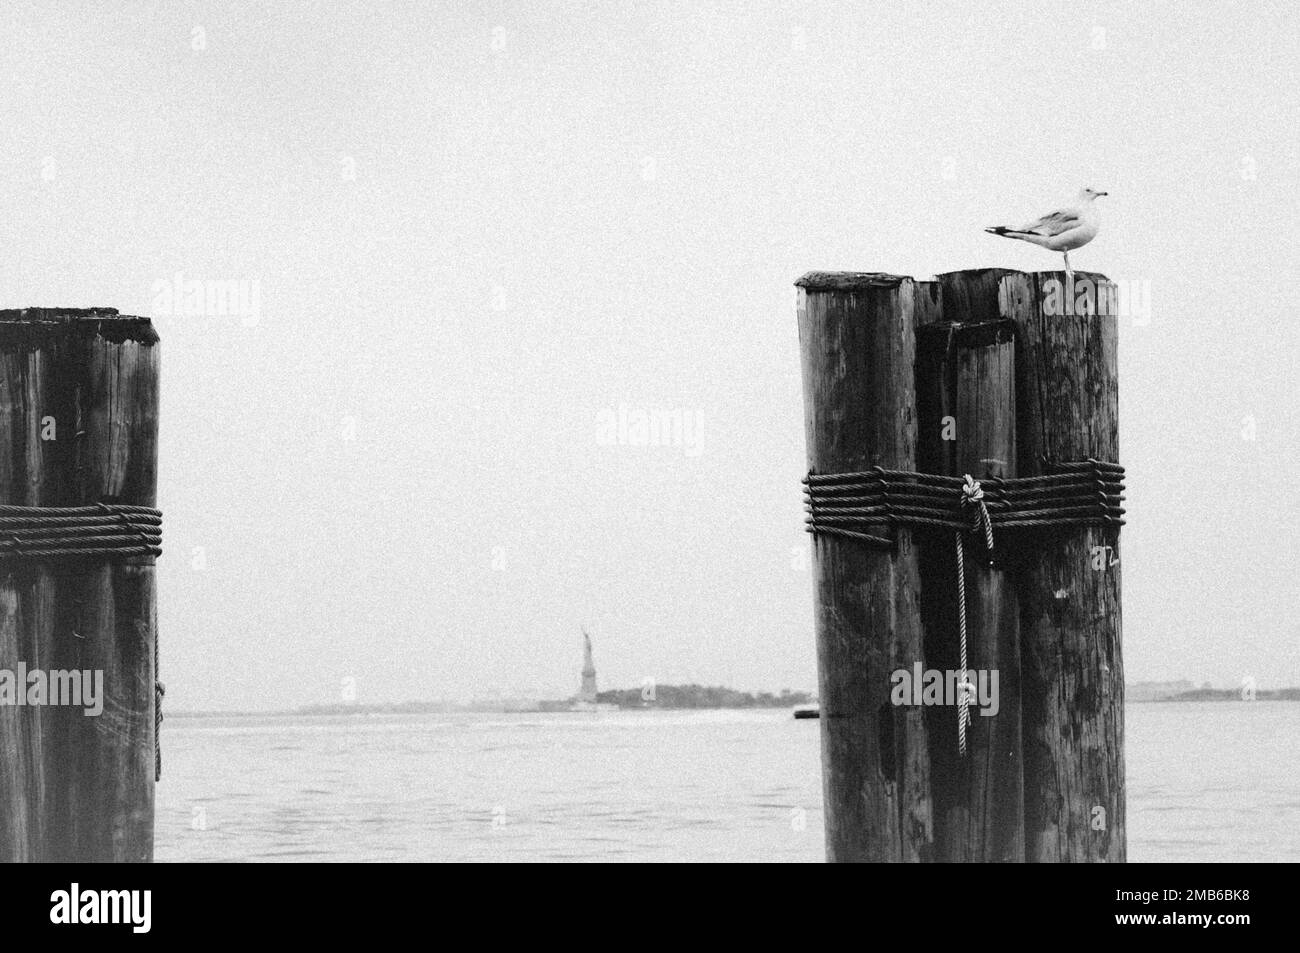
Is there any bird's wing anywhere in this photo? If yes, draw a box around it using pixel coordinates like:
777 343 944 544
1016 207 1081 236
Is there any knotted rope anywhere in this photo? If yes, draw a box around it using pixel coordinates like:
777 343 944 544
956 475 994 756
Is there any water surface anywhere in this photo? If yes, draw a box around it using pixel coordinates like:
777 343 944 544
155 702 1299 862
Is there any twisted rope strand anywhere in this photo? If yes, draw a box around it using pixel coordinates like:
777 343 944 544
155 641 164 782
956 530 969 756
955 475 994 757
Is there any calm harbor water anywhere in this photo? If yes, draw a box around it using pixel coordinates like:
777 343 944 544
155 701 1300 862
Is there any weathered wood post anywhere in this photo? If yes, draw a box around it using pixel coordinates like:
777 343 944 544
798 267 1124 863
0 308 160 863
796 273 932 862
999 272 1124 862
915 270 1023 862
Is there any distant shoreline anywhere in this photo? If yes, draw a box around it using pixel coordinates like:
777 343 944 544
164 687 1300 719
1137 688 1300 703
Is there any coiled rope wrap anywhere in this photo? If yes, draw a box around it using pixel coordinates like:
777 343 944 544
0 503 162 559
803 459 1124 542
0 502 164 780
803 460 1123 757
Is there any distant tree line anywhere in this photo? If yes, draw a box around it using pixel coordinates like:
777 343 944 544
1164 687 1300 702
597 685 813 709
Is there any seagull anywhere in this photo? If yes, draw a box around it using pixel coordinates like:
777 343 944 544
985 188 1107 275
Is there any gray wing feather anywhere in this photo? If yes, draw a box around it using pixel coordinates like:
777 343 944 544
1017 207 1081 236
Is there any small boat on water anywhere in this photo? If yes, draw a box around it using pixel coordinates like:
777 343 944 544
793 704 820 720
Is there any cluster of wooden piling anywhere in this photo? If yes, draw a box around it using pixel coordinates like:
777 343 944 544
797 269 1123 863
0 309 160 863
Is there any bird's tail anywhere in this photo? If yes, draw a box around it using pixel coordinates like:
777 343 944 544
984 226 1029 238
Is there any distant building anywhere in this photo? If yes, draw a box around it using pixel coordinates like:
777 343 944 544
578 630 598 703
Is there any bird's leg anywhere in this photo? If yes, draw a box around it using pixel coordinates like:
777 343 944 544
1063 250 1072 279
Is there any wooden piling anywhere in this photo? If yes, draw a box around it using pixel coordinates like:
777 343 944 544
998 272 1124 862
798 268 1125 863
0 308 159 863
916 270 1023 862
796 273 932 862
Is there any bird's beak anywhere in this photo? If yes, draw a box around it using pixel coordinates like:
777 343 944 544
1097 191 1109 196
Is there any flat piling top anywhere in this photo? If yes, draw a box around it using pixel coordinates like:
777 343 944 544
795 272 910 292
0 307 156 345
937 267 1111 283
797 269 1112 290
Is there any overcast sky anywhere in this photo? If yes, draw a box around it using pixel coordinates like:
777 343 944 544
3 1 1296 710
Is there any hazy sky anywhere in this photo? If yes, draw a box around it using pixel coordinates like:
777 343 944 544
3 2 1296 710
